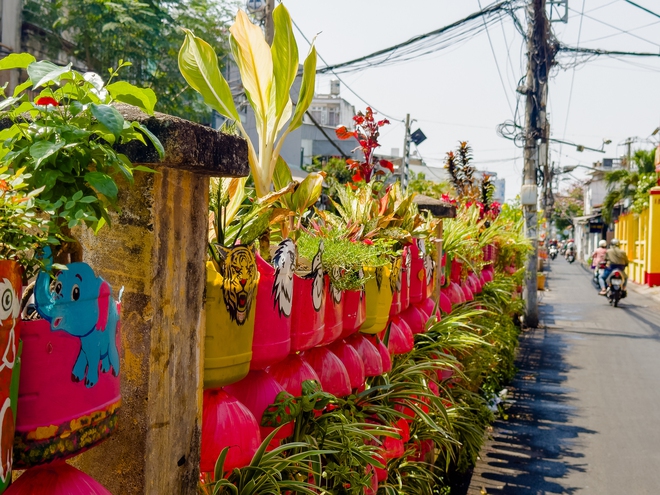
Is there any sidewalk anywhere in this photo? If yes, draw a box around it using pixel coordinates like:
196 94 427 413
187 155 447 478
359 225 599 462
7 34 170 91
467 258 660 494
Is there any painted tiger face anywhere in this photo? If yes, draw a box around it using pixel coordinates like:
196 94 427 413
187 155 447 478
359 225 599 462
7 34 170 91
221 246 257 325
272 239 296 318
310 241 324 312
375 266 384 291
390 257 402 294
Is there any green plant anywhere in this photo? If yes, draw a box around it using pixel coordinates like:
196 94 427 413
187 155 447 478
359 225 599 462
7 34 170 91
407 171 451 201
0 54 163 248
0 165 54 274
179 4 317 198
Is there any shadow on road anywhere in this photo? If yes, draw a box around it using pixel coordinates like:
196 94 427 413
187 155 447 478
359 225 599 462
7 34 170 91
470 323 596 494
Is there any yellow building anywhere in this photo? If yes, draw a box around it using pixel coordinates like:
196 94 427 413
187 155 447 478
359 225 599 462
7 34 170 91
615 186 660 287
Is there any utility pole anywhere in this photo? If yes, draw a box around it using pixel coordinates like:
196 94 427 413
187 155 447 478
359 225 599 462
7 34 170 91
400 113 411 191
623 137 634 169
521 0 555 328
264 0 275 45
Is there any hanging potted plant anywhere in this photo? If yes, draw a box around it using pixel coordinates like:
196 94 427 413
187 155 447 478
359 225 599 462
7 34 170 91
0 55 163 469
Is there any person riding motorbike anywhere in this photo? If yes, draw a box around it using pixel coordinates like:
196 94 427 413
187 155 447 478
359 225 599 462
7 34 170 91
565 239 576 261
599 239 629 296
591 240 608 291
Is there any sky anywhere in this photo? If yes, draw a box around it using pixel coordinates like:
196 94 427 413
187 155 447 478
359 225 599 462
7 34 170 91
268 0 660 201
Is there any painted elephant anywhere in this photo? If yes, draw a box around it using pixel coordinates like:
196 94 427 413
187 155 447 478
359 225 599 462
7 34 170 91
34 263 120 388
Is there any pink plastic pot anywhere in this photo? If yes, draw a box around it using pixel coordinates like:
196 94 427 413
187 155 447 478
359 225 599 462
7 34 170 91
448 282 465 306
385 318 414 355
467 272 481 294
450 258 463 284
224 370 294 441
461 281 474 302
365 464 379 495
419 297 440 322
301 347 351 397
15 318 120 468
341 289 366 339
439 290 452 314
201 389 261 474
320 277 343 346
251 250 293 370
346 334 383 377
408 240 426 305
328 340 365 390
400 247 411 312
399 304 428 335
290 272 325 352
482 267 494 283
5 462 111 495
368 336 392 373
266 353 320 397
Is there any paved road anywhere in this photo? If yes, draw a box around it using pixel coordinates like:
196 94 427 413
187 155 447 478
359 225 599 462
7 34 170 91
467 257 660 495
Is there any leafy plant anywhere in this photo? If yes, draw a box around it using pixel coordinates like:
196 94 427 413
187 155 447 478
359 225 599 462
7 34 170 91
0 165 54 275
179 4 317 198
335 107 394 183
444 141 479 201
0 54 163 248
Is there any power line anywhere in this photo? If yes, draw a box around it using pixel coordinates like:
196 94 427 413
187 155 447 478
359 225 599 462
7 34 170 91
478 0 514 115
623 0 660 20
558 45 660 58
567 6 660 49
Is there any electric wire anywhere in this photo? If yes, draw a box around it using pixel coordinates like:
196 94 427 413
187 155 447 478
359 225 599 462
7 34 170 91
567 6 660 49
623 0 660 20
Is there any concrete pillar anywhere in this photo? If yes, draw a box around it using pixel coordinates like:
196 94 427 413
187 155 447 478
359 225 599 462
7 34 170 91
646 187 660 287
0 0 23 93
72 105 248 494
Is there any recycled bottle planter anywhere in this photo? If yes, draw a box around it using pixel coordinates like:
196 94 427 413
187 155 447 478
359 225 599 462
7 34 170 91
290 244 325 352
450 258 463 284
224 370 294 441
201 389 261 474
398 304 428 335
399 247 412 312
461 281 474 302
0 260 22 488
301 347 351 397
360 264 394 334
340 289 366 339
447 282 465 306
408 240 426 304
384 318 414 356
467 272 481 294
328 340 365 390
266 353 320 397
346 334 382 377
320 276 343 346
482 266 495 284
389 256 403 317
5 461 111 495
205 245 259 389
439 290 453 314
419 297 440 322
251 240 296 370
15 263 121 469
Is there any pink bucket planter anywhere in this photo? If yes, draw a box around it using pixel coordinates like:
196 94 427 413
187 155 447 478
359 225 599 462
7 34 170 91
439 290 453 314
320 277 343 346
266 353 320 397
302 347 351 397
346 334 383 377
251 242 295 370
399 247 412 312
408 240 426 305
341 289 366 339
6 462 111 495
398 304 428 335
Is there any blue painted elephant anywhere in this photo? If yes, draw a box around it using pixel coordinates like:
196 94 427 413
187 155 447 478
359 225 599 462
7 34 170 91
34 263 120 388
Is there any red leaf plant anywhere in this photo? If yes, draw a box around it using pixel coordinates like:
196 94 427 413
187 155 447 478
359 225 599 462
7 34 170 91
335 107 393 183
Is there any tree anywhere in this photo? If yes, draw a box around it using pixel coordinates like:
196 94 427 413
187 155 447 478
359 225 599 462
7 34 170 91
23 0 237 122
602 148 656 222
407 171 450 200
552 182 584 236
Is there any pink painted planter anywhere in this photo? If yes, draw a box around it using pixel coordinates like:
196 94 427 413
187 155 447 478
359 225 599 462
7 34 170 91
419 297 440 322
224 370 294 441
385 318 414 355
320 278 343 346
290 273 325 352
439 290 453 314
408 240 426 305
266 353 320 397
341 289 366 339
251 250 293 370
328 340 365 390
448 282 466 306
301 347 351 397
461 281 474 302
368 336 392 373
399 305 428 335
15 318 120 468
450 258 463 284
346 334 383 377
399 247 411 312
5 462 111 495
200 389 261 474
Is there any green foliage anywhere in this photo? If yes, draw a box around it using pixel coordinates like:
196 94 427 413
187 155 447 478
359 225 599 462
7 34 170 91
0 165 55 274
309 156 354 185
552 182 584 233
24 0 237 123
0 58 163 244
407 171 450 200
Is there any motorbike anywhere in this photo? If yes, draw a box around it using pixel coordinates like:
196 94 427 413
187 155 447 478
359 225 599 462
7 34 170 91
593 261 607 288
566 251 575 263
549 246 558 260
606 269 626 307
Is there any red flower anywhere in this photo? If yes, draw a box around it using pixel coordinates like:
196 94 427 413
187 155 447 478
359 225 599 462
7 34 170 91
35 96 59 107
363 239 374 245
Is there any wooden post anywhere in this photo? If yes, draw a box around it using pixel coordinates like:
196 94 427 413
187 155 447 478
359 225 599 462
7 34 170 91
412 194 456 302
71 105 249 494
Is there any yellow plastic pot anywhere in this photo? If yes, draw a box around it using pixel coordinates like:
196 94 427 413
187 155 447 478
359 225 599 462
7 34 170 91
204 247 259 390
360 264 394 334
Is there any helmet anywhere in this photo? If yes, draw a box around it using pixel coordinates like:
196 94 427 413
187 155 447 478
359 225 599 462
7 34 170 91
569 239 574 243
610 238 620 246
599 240 607 248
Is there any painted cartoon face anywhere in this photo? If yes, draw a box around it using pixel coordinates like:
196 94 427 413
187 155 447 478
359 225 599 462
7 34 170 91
272 239 296 317
0 279 18 373
222 246 258 325
405 248 412 286
0 279 19 324
425 255 435 287
375 266 384 291
311 241 325 312
390 257 402 293
331 266 342 304
417 239 426 258
0 397 14 483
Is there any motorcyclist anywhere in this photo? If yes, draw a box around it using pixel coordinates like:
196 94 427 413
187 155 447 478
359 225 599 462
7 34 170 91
565 239 575 258
599 239 629 295
591 240 608 291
